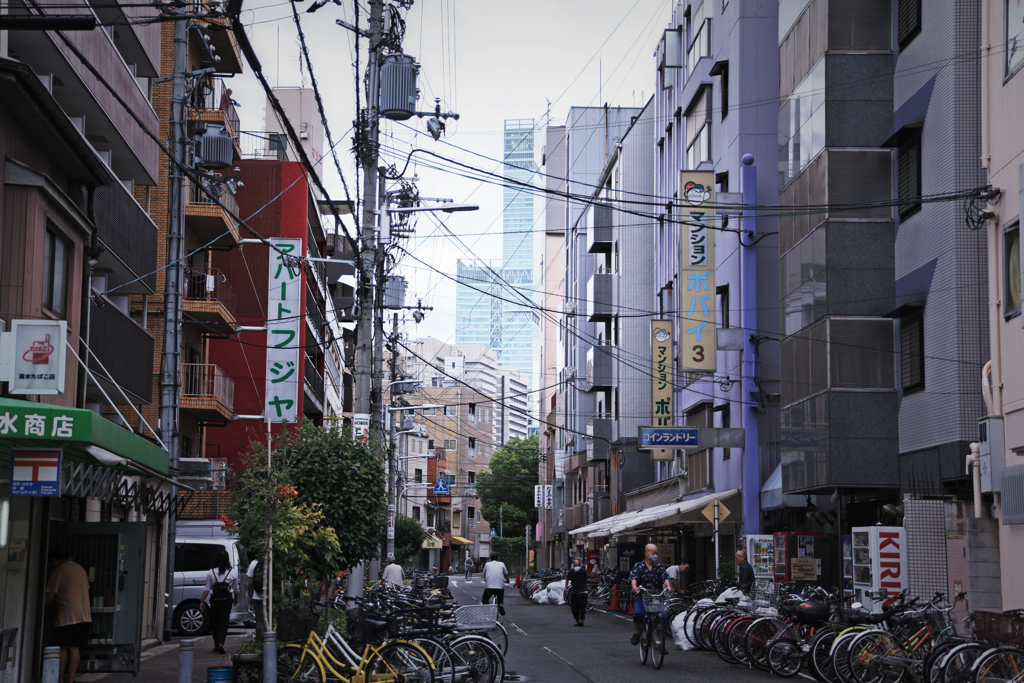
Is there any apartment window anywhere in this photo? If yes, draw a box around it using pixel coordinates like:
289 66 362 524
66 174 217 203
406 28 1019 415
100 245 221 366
687 450 712 491
423 407 436 416
898 130 922 220
716 285 730 329
1008 0 1024 77
687 3 711 76
444 405 457 417
443 439 457 450
446 474 456 485
710 61 729 118
716 403 731 460
468 403 477 423
427 511 434 527
468 506 476 527
412 506 421 522
1006 224 1021 318
897 0 921 48
685 87 711 169
431 375 442 387
900 310 925 393
427 439 435 450
414 468 423 483
44 227 71 318
467 471 476 485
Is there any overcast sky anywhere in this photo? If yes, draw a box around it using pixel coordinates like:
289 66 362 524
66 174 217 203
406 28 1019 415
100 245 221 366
229 0 670 346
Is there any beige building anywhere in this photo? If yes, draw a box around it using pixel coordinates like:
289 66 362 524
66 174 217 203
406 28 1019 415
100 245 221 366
981 0 1024 612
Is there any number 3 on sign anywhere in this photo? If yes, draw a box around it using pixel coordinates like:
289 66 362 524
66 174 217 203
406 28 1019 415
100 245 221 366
692 345 704 363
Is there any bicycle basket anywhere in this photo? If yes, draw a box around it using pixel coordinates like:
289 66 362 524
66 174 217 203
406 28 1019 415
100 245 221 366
276 608 318 643
351 611 392 644
640 592 669 613
975 611 1024 646
453 604 498 629
387 607 442 637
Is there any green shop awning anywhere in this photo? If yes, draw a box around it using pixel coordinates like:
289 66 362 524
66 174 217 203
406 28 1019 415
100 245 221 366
0 397 169 477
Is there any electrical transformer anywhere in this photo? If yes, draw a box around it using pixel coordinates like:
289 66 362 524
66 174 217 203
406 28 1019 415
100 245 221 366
195 124 233 170
384 275 407 309
379 54 418 121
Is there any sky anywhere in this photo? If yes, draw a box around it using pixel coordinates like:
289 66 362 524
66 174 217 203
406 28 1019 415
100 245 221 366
228 0 671 347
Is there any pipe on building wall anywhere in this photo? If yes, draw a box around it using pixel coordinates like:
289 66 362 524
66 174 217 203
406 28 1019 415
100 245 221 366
982 361 994 415
740 154 760 535
988 214 1003 415
966 442 984 518
981 0 991 170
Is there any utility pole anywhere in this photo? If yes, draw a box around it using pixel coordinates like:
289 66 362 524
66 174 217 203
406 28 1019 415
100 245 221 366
386 312 398 559
348 0 383 598
161 9 188 640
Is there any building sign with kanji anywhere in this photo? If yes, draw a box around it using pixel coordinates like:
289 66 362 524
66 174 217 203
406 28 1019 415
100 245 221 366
678 171 716 373
651 320 674 461
265 238 303 423
10 449 62 496
3 320 67 395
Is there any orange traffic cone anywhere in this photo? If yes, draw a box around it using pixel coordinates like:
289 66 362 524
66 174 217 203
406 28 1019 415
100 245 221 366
609 585 619 612
627 593 635 615
514 573 521 588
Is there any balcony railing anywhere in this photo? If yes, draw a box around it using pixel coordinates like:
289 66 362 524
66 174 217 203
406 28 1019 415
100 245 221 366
89 183 158 293
188 178 239 216
181 364 234 408
189 77 240 139
89 298 154 403
306 287 326 343
183 267 237 319
240 131 290 160
304 355 324 406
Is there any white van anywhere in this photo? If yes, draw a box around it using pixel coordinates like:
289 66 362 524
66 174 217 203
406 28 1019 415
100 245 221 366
171 522 251 636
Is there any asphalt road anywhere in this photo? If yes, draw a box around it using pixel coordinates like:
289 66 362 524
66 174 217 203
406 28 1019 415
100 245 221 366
450 577 788 683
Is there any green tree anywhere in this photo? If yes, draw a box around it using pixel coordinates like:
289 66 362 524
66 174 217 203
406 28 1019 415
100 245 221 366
390 514 427 566
476 435 539 535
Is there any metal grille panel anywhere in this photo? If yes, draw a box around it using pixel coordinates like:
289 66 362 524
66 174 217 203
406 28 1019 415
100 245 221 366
1002 465 1024 525
904 497 947 599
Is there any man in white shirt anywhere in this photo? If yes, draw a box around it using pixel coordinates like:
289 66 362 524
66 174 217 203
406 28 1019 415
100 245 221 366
666 560 691 594
481 552 509 616
246 559 265 634
381 555 405 586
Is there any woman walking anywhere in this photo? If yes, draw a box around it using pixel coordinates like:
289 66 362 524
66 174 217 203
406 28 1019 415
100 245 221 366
200 549 237 654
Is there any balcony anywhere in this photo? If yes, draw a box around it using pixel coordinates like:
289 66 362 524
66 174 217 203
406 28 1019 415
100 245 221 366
183 267 237 329
586 342 614 390
180 364 235 422
306 287 326 347
88 299 154 404
587 414 614 461
586 267 614 321
188 78 241 149
586 204 613 253
185 179 241 247
90 183 158 294
191 3 244 74
565 502 590 531
240 131 290 160
303 355 324 416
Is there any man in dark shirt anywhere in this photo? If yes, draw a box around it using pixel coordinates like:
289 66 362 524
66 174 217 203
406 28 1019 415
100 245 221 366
628 544 672 645
735 550 756 593
565 558 590 627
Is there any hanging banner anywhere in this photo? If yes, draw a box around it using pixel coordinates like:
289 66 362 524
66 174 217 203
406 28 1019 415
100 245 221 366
265 238 303 423
651 320 674 461
678 171 716 373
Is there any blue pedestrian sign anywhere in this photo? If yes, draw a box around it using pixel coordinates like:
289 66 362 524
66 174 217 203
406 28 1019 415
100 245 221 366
638 426 699 450
433 478 450 495
489 528 497 538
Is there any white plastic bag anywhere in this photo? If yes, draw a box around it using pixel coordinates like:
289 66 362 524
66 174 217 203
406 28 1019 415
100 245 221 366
671 612 697 650
531 588 549 604
546 580 567 605
715 587 745 604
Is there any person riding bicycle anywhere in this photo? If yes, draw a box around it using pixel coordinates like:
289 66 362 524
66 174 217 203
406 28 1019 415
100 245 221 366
628 544 672 645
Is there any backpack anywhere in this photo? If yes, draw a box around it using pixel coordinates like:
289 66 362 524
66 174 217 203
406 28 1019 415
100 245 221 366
211 570 233 603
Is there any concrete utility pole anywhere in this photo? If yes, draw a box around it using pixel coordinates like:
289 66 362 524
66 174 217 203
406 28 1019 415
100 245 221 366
349 0 384 597
161 9 188 640
386 313 398 559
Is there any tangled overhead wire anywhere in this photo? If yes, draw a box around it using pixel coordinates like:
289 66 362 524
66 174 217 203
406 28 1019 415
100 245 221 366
964 186 1001 230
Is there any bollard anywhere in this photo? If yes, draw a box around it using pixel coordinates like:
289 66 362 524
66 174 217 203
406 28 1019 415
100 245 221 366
178 639 193 683
41 646 60 683
263 631 277 683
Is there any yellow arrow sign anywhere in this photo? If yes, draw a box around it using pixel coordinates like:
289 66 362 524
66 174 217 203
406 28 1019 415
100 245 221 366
701 499 731 524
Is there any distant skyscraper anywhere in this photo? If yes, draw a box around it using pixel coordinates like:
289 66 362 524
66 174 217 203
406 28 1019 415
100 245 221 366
454 119 539 421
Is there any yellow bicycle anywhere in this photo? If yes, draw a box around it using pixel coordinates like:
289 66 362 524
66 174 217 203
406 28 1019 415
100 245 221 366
277 614 435 683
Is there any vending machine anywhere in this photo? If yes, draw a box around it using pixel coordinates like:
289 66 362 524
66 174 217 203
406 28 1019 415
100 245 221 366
745 535 775 582
851 526 906 612
773 531 838 588
841 534 854 597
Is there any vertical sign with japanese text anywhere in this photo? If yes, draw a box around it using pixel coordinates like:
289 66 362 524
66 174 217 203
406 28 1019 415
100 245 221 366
265 238 303 423
651 320 673 461
678 171 716 373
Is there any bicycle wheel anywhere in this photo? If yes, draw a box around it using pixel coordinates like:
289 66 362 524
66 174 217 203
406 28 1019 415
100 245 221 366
712 615 740 664
768 639 804 678
972 646 1024 683
848 631 904 683
943 644 989 683
746 617 786 672
277 644 325 683
924 642 960 683
683 608 704 650
834 632 864 683
652 615 668 670
412 638 455 683
639 619 651 665
811 630 840 683
448 635 505 683
364 641 435 683
484 622 509 657
726 616 755 665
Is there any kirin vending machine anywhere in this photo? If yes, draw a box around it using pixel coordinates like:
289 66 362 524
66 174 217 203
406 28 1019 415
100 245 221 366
851 526 906 612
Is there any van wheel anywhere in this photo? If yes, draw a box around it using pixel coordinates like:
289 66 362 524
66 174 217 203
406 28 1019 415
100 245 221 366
174 601 210 636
